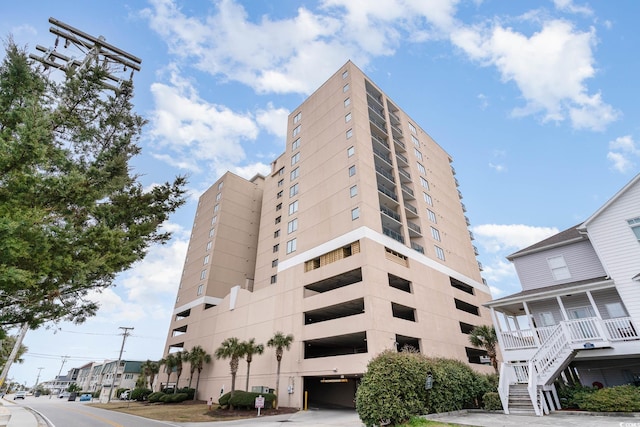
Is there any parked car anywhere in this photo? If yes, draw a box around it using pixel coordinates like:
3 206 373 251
79 394 92 402
14 391 27 400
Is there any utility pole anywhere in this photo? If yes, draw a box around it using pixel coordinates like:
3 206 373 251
49 356 69 399
33 367 44 391
107 327 133 403
30 17 141 93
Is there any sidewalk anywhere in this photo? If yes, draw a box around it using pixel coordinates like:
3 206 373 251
1 399 41 427
426 409 640 426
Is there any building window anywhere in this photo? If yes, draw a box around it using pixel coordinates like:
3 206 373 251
270 275 277 284
427 209 437 223
346 128 353 139
342 70 348 79
293 125 301 137
420 177 429 190
276 203 282 211
288 218 298 234
411 135 420 147
349 165 356 177
431 227 441 241
414 148 423 161
292 138 300 150
343 83 349 92
211 215 217 224
218 181 224 190
435 246 445 260
347 146 355 157
209 228 215 237
351 207 360 220
272 259 278 268
200 270 207 280
216 192 222 201
408 122 417 134
293 111 302 124
350 185 358 197
206 241 212 251
274 229 280 238
417 163 426 175
197 284 204 295
345 112 352 123
275 216 281 224
286 238 297 254
278 179 284 187
273 244 279 253
628 217 640 241
277 191 283 199
291 152 300 165
203 255 210 265
290 167 300 180
278 167 285 176
423 192 433 206
289 183 299 197
344 97 351 107
289 200 299 215
214 204 219 212
548 255 571 280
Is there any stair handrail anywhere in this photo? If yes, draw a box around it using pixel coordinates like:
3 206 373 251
498 362 510 414
527 360 541 416
530 323 571 378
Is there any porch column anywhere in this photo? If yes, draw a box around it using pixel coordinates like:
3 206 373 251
490 307 506 352
556 296 569 321
586 291 603 319
522 301 540 346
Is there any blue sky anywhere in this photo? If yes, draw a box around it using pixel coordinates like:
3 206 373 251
2 0 639 387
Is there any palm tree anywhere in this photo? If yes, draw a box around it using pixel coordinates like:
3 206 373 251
161 353 180 392
186 345 212 401
215 337 245 401
174 351 185 393
241 338 264 391
267 332 294 409
468 325 499 373
140 360 160 390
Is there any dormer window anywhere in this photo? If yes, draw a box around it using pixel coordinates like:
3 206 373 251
547 255 571 280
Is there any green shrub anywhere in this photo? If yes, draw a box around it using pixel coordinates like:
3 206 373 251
148 392 165 403
482 392 502 410
577 385 640 412
130 388 152 401
159 392 188 403
218 391 231 408
218 390 275 410
356 350 490 427
557 383 596 409
175 387 195 400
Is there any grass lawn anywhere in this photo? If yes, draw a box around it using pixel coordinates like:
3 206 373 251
89 400 297 423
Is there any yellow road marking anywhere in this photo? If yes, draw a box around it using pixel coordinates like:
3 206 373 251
64 406 124 427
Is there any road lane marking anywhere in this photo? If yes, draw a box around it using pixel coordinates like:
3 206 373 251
64 406 124 427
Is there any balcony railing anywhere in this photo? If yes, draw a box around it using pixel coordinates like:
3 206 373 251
398 168 411 181
401 184 414 197
373 148 392 165
499 317 639 350
375 165 395 183
366 90 384 109
396 152 408 165
378 185 398 201
404 202 417 215
393 138 406 150
383 227 404 243
371 133 389 149
369 114 387 134
411 242 424 254
380 205 401 222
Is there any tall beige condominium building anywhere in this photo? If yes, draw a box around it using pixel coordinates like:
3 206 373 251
163 61 493 408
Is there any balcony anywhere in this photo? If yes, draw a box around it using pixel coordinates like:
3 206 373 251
398 168 411 182
411 242 424 254
375 165 395 184
378 185 398 202
369 113 387 134
383 227 404 243
366 89 384 109
393 138 406 151
380 205 401 222
407 221 421 236
396 152 409 167
373 147 393 166
401 184 414 199
371 133 389 150
404 202 418 218
391 123 403 137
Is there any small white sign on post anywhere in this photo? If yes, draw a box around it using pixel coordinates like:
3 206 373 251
255 395 265 416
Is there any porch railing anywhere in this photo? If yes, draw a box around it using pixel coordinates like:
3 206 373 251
500 316 639 350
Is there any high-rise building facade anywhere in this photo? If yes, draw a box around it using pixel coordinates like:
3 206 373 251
163 61 493 408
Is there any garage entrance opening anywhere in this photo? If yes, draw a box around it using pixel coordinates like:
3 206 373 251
303 376 359 409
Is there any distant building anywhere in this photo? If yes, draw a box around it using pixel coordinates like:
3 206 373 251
163 61 494 407
487 173 640 416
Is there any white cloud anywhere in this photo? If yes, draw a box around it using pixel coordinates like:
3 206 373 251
472 223 559 253
256 103 289 138
451 19 619 130
607 135 639 173
553 0 593 16
489 163 506 172
231 162 272 180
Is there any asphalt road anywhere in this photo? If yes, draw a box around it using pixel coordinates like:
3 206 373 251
13 397 181 427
